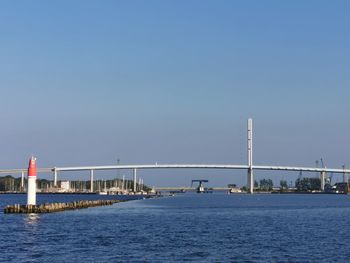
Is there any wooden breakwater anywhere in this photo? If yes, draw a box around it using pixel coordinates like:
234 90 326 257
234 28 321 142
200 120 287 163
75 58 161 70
4 200 121 214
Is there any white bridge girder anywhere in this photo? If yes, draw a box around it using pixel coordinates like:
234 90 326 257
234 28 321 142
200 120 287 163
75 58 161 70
0 164 349 175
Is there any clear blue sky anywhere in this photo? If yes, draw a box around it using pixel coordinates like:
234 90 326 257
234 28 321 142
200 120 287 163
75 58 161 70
1 1 349 186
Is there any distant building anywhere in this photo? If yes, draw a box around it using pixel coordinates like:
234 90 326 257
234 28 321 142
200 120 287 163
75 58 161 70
61 181 70 192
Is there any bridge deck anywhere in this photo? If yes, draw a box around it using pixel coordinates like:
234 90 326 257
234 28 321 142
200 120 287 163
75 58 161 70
0 164 349 174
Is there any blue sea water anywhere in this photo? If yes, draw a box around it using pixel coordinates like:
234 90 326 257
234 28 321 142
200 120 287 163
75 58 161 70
1 193 350 262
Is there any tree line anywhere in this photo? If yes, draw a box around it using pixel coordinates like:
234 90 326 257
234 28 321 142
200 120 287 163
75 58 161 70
242 177 322 192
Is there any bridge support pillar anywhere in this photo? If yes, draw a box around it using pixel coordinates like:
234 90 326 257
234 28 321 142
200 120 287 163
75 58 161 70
320 171 326 191
247 168 254 194
90 170 94 192
133 168 137 193
122 175 125 192
343 165 348 183
53 168 58 187
21 171 25 191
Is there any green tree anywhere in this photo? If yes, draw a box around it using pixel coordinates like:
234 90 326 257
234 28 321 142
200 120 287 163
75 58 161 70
280 180 288 190
259 179 273 191
295 177 320 191
254 180 259 188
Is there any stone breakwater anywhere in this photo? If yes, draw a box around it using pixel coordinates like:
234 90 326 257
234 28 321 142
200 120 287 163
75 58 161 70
4 200 122 214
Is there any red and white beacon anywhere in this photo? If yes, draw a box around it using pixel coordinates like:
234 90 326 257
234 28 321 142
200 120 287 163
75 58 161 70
27 156 37 206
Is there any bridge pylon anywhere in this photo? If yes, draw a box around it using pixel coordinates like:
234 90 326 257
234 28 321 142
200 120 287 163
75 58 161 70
247 118 254 194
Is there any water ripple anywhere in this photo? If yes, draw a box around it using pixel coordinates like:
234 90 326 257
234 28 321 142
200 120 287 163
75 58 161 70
1 194 350 262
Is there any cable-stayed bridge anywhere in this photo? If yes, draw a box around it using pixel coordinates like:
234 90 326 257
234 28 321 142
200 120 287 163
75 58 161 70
1 119 348 193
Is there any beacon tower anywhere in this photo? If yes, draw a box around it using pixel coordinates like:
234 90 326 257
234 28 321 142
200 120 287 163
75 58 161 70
27 156 37 205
